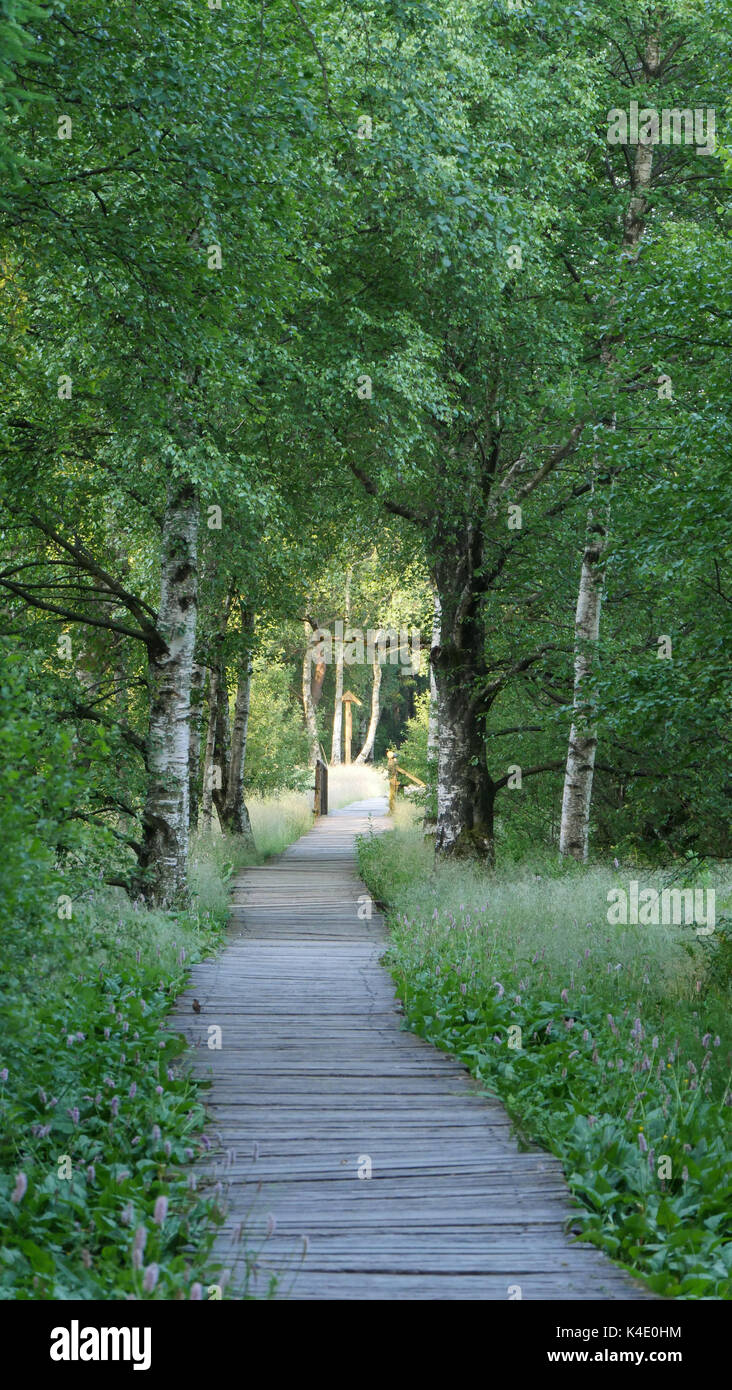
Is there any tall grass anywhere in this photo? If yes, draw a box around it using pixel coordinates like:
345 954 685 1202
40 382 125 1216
367 806 730 1013
358 807 732 1298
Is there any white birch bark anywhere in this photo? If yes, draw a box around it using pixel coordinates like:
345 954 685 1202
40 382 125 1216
433 675 495 861
302 619 320 767
211 664 231 827
188 658 205 832
355 640 382 763
558 33 657 860
425 592 441 832
331 570 350 765
435 712 465 855
558 492 609 860
140 481 198 905
331 641 343 764
201 665 218 830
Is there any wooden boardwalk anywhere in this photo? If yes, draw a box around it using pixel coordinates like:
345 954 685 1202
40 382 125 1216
171 799 651 1300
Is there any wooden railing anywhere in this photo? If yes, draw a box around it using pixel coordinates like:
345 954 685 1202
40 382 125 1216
387 750 426 814
314 758 328 817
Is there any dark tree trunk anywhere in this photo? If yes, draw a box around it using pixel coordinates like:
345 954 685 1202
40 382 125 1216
431 528 496 862
214 640 255 843
433 644 496 862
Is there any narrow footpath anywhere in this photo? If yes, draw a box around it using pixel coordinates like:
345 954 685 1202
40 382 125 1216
171 799 651 1300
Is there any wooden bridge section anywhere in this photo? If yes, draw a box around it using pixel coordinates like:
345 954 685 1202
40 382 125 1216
171 799 650 1300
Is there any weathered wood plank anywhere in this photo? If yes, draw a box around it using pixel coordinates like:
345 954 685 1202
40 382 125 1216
170 797 653 1301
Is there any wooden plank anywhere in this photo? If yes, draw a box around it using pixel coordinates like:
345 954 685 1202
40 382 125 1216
170 796 653 1301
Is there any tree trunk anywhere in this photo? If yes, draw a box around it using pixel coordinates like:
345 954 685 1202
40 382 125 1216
355 640 382 763
311 621 326 708
226 658 254 839
188 659 205 832
302 618 320 767
211 666 231 828
424 591 441 832
331 638 343 763
558 33 656 861
434 661 496 861
331 570 350 765
201 582 234 831
558 489 609 860
431 533 496 861
215 630 255 842
139 481 199 906
201 665 218 831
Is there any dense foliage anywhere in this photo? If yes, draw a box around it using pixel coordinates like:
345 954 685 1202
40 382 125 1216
0 0 729 1299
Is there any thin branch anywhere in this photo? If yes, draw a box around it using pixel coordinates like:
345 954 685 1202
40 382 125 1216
494 760 566 790
485 724 544 738
514 423 586 503
346 459 428 526
0 578 153 647
26 514 162 637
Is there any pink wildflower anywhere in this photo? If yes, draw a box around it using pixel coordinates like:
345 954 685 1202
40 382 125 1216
11 1172 28 1203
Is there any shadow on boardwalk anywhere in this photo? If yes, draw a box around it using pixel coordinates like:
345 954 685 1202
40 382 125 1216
170 799 652 1300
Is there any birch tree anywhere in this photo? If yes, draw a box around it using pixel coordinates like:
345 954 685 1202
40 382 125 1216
354 638 383 764
222 652 255 840
138 481 199 906
188 659 206 833
424 592 441 834
331 569 351 765
302 618 321 767
559 23 658 859
201 667 219 833
558 487 611 859
211 615 256 841
298 0 726 862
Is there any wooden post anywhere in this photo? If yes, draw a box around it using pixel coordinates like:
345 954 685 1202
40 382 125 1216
387 749 399 814
344 700 352 766
314 758 328 817
341 690 362 765
386 752 423 814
